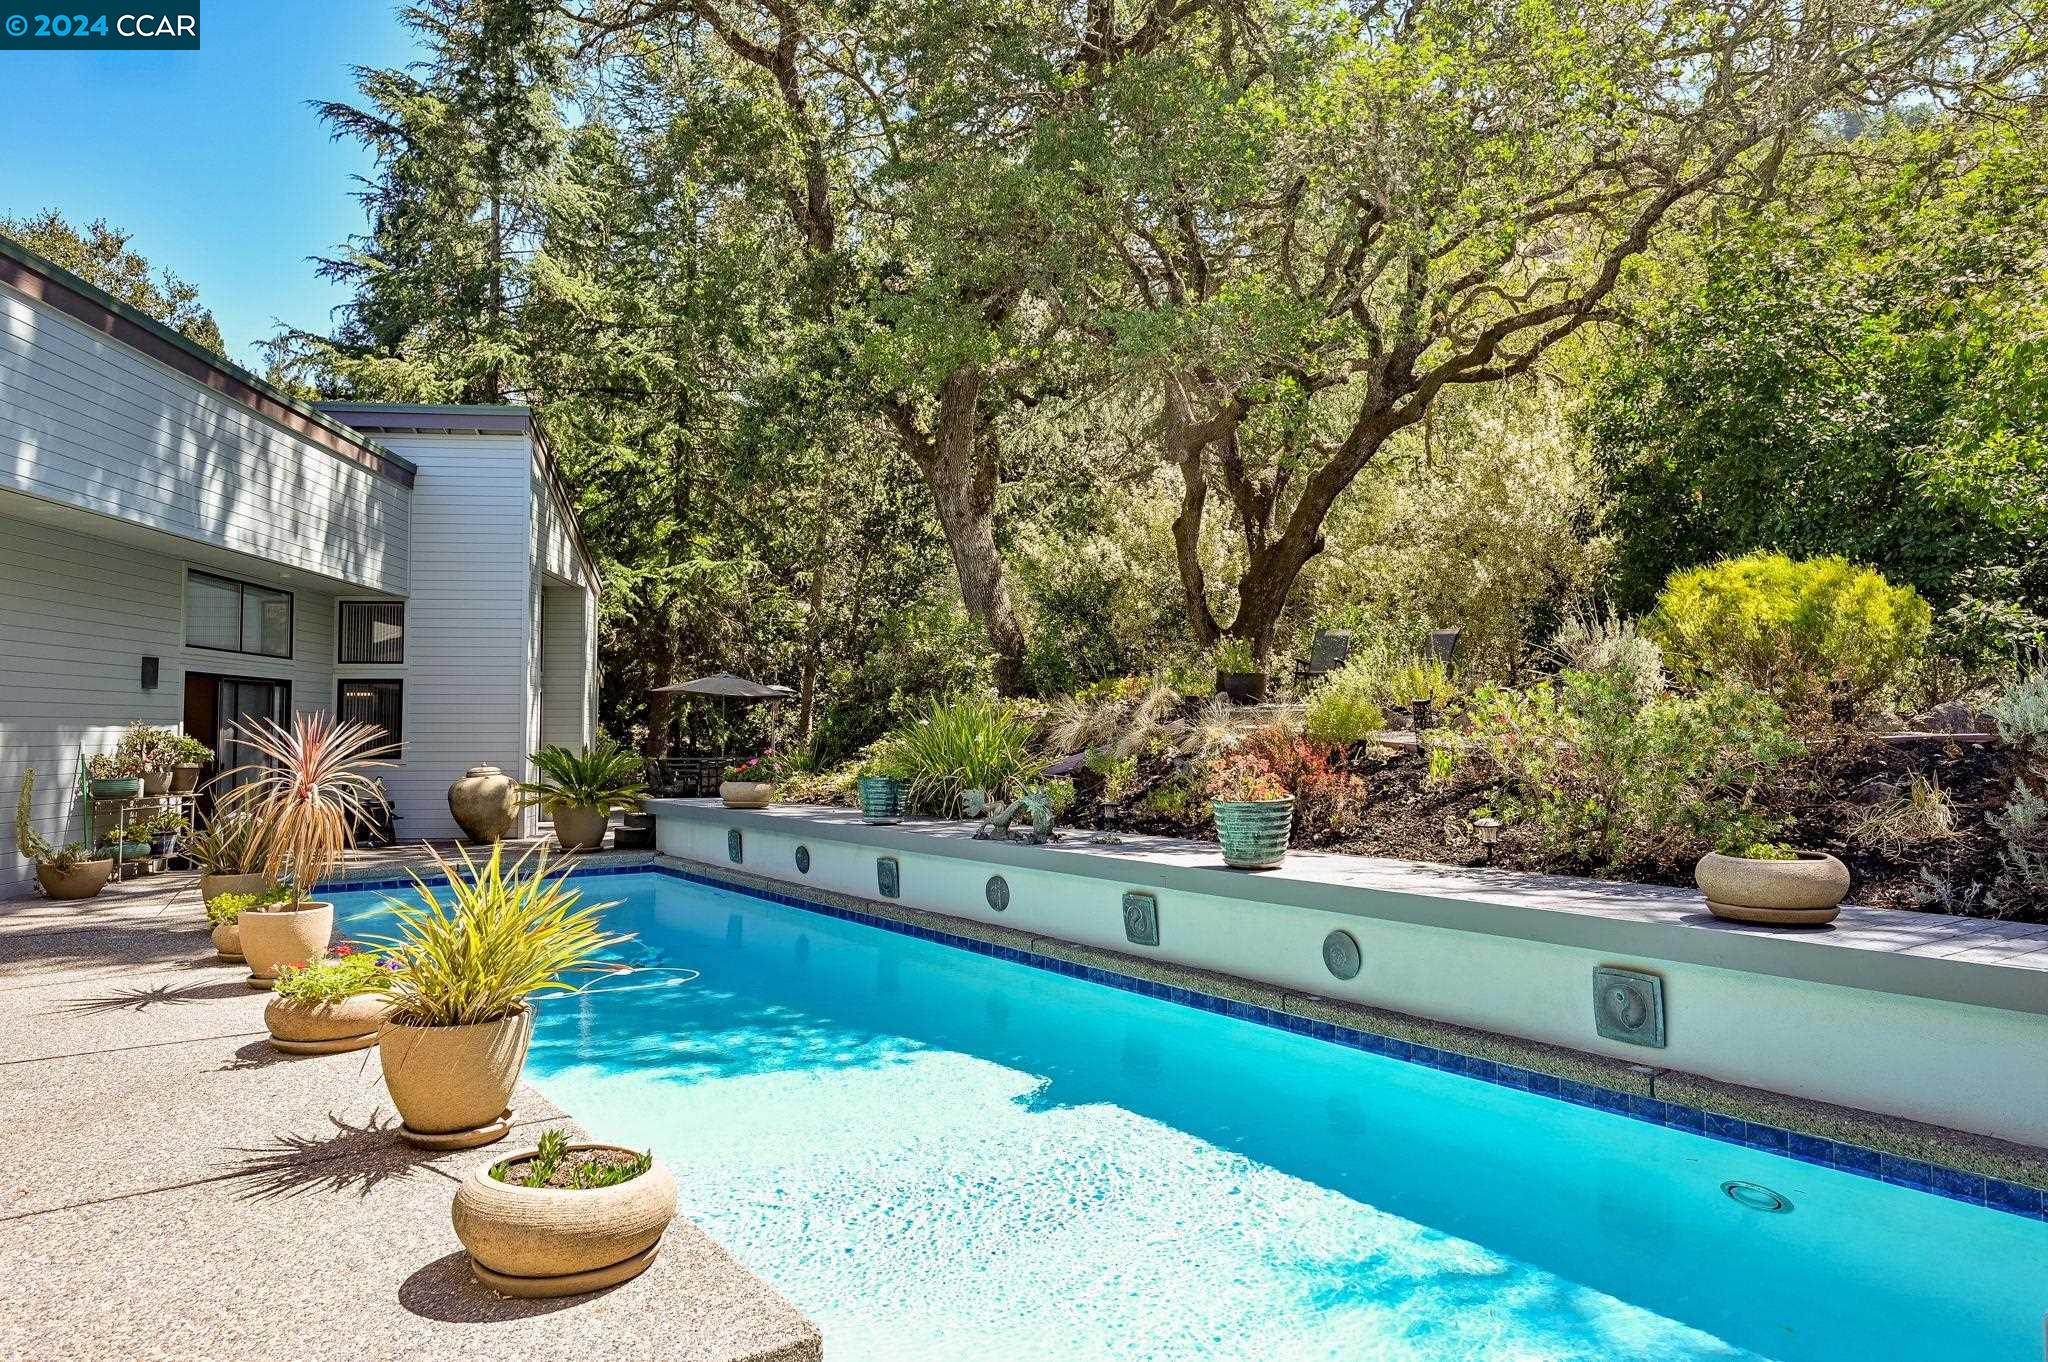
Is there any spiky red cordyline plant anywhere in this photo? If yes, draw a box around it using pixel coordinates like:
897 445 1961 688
217 712 396 909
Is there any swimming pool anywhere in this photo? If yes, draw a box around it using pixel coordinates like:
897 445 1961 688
332 869 2048 1361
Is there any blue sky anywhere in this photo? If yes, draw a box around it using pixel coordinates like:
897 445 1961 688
0 2 421 368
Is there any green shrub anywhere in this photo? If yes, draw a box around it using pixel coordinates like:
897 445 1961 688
1084 749 1139 803
887 696 1044 817
1303 683 1385 747
1647 553 1931 716
1548 605 1666 706
273 949 395 1004
1209 638 1259 675
1463 669 1799 869
1989 673 2048 750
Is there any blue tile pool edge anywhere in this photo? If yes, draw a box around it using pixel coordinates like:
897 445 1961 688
319 858 2048 1223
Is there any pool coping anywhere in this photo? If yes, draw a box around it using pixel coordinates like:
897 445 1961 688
334 850 2048 1223
644 801 2048 1017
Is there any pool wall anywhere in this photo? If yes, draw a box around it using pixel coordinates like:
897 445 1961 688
648 801 2048 1161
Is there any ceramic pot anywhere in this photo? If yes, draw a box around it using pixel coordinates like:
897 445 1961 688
1696 851 1851 927
238 902 335 988
265 992 394 1054
212 920 243 962
141 768 172 796
857 777 907 825
35 859 113 900
169 763 203 794
1213 798 1296 869
453 1145 678 1298
88 777 142 801
551 804 609 852
1216 670 1268 705
448 765 521 843
379 1009 534 1148
199 872 274 907
719 780 774 810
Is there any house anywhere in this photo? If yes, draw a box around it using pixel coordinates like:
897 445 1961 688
0 233 600 896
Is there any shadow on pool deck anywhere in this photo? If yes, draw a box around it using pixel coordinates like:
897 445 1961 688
0 862 822 1362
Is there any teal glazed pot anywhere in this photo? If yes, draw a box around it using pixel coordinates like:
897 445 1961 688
1212 798 1296 869
858 776 908 825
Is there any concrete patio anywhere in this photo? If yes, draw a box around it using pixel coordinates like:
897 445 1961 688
0 862 820 1362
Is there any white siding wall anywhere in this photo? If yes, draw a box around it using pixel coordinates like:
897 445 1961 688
539 577 596 752
0 512 336 896
533 454 588 588
0 281 410 594
354 434 537 842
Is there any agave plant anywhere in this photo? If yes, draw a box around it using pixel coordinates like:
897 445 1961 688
517 735 647 813
216 712 396 908
369 844 630 1028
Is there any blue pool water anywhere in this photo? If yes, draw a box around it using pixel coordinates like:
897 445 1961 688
334 871 2048 1361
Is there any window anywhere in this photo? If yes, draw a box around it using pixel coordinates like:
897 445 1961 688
339 601 405 664
337 680 403 749
184 571 292 658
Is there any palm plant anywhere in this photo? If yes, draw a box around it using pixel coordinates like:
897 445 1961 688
216 712 396 908
371 844 629 1028
517 735 647 814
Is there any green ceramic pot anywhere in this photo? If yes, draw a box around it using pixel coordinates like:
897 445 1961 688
858 776 908 825
88 777 143 800
1213 798 1295 870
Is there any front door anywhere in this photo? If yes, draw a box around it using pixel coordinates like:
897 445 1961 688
185 673 291 803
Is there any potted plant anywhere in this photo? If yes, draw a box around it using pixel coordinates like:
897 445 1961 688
264 942 401 1054
168 734 212 793
186 812 275 906
84 752 144 801
141 809 188 859
1207 751 1295 870
14 769 113 900
217 712 395 989
1696 841 1851 926
518 735 646 852
370 844 627 1148
206 887 290 961
1212 638 1267 705
452 1127 678 1297
719 750 779 809
857 739 909 824
100 827 153 870
118 723 180 796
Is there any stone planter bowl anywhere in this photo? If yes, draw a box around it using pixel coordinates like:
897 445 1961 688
36 858 113 900
380 1009 535 1149
239 902 335 988
265 993 394 1054
551 803 609 852
452 1145 678 1298
169 763 203 794
857 776 907 825
449 765 520 843
141 767 172 796
719 780 774 810
199 872 275 907
1213 797 1296 870
1696 851 1851 927
212 920 243 962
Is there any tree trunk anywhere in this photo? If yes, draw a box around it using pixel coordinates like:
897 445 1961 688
797 517 827 742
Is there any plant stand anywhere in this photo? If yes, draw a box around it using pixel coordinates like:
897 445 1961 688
74 750 199 879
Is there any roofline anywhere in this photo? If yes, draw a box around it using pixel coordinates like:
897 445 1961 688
0 232 416 488
318 402 602 588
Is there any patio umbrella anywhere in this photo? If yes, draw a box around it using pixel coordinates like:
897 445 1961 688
650 673 790 759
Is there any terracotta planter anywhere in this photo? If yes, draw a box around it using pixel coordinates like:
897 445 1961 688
551 804 609 852
169 763 203 794
35 859 113 900
1696 851 1851 927
719 780 774 810
211 920 243 962
379 1009 535 1148
239 902 335 988
449 765 521 843
453 1146 678 1298
199 872 274 907
265 992 394 1054
141 767 172 796
1213 798 1296 869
